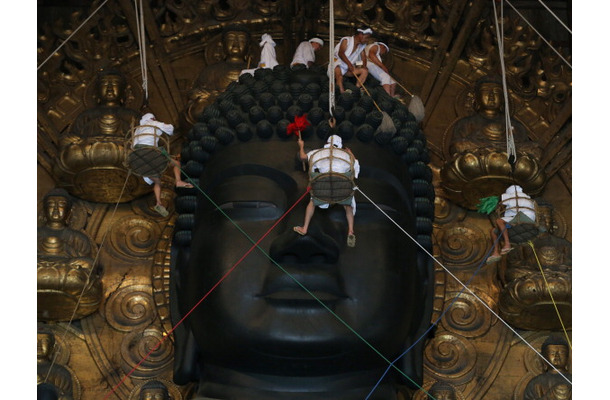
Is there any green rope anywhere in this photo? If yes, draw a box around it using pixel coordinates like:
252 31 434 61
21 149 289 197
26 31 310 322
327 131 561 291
166 152 429 393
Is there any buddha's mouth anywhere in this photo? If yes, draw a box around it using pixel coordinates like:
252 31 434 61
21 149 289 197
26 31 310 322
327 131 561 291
258 267 347 306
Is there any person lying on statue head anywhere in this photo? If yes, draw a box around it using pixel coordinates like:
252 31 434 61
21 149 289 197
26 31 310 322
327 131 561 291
170 69 435 399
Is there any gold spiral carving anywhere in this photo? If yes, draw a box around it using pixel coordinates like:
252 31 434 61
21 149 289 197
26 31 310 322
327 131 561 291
438 224 487 267
105 285 157 332
424 333 477 384
108 216 161 259
441 292 496 338
120 327 173 378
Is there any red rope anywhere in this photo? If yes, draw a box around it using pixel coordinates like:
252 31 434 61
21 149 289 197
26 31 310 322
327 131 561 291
103 187 311 399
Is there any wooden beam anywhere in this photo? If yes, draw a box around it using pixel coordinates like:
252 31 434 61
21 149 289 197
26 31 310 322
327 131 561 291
541 122 571 171
420 0 470 103
422 0 487 128
116 0 184 121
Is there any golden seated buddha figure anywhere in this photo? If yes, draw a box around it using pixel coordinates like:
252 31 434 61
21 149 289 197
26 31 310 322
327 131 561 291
497 202 571 331
37 188 102 322
55 69 150 203
184 25 252 127
441 76 545 209
37 326 79 400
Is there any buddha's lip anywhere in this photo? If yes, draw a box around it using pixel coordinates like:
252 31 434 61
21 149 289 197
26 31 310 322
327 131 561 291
258 267 347 304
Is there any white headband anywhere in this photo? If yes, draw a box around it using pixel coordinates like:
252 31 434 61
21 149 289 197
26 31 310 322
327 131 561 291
309 37 324 46
357 28 373 35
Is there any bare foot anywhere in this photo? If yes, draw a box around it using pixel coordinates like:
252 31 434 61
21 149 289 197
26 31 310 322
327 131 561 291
176 181 193 188
293 226 307 236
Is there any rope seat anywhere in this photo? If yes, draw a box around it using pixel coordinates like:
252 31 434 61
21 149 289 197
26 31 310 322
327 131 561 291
308 143 355 205
124 124 171 178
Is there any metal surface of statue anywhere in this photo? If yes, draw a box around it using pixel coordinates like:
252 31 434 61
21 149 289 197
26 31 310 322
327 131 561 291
441 76 546 209
172 66 435 399
55 70 151 203
138 380 171 400
35 1 572 399
523 336 571 399
428 381 460 400
185 25 253 127
498 201 572 330
37 188 102 321
37 326 80 399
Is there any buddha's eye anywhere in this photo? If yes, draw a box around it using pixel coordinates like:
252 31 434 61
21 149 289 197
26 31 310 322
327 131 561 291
218 201 277 210
215 201 283 221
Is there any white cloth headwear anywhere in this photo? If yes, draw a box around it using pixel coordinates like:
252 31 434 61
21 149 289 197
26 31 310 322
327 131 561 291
325 135 343 148
506 184 523 194
140 113 155 124
309 37 324 46
357 28 373 35
260 33 276 47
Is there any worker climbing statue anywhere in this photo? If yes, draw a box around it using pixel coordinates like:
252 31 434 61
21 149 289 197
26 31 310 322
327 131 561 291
170 62 436 399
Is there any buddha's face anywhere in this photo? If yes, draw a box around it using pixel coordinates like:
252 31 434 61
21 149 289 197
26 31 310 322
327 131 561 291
477 82 503 113
223 31 249 59
544 344 569 370
179 139 425 375
44 196 69 225
139 388 168 400
97 73 124 104
431 389 457 400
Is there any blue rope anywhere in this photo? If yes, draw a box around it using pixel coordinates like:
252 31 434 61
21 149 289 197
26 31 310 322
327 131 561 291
365 227 508 399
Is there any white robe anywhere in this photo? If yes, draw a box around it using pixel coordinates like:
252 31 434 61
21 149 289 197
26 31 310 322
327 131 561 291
329 36 366 76
240 35 278 76
291 41 316 67
365 42 396 85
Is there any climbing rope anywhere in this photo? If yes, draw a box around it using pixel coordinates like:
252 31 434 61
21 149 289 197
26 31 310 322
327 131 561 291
37 0 111 70
491 0 517 165
104 155 432 398
506 0 572 68
537 0 572 34
328 0 336 117
134 0 149 99
167 157 432 394
366 226 508 399
527 240 572 349
44 169 132 385
102 181 312 399
354 186 572 385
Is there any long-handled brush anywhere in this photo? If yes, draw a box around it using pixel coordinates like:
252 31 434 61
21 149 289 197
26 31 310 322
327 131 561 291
353 74 396 136
395 80 425 123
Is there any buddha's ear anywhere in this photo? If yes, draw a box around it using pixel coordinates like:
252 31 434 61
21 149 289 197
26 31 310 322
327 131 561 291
400 252 434 388
170 246 201 385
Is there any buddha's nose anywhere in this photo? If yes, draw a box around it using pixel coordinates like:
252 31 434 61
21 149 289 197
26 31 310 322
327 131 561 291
269 226 339 264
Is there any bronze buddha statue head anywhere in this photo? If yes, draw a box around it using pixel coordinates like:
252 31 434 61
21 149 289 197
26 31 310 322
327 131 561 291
222 25 250 63
43 188 72 229
541 335 570 373
139 380 170 400
95 69 127 106
429 381 458 400
474 75 504 117
172 67 434 398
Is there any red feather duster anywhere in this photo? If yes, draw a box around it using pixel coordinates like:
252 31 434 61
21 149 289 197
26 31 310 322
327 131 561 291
286 114 310 136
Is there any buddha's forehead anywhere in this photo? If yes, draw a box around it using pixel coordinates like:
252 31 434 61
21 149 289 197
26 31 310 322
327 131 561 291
203 139 406 179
